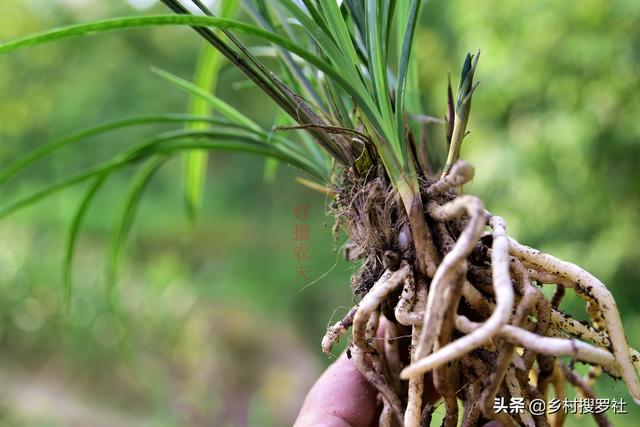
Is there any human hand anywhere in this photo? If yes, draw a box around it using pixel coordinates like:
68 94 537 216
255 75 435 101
294 351 379 427
294 350 504 427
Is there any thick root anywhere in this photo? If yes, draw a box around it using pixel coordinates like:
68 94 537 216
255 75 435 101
322 160 640 425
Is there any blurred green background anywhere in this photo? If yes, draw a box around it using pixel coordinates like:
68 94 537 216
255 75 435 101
0 0 638 426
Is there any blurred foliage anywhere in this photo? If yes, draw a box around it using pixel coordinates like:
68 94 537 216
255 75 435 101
0 0 638 426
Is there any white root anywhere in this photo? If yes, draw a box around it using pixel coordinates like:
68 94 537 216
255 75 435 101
479 344 516 418
415 195 487 359
351 346 404 426
322 161 640 424
463 280 609 351
505 364 536 427
548 310 640 371
550 360 567 427
322 304 359 353
509 238 640 403
455 316 621 377
395 274 426 326
585 301 605 386
366 312 405 427
426 160 475 196
367 311 382 353
548 309 610 347
383 318 402 393
529 269 575 288
404 324 424 427
462 279 492 316
478 259 536 418
404 280 429 427
393 272 428 427
379 397 393 427
353 262 411 351
394 271 417 324
442 396 459 427
402 215 514 379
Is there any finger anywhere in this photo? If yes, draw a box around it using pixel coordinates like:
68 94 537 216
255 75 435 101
294 351 378 427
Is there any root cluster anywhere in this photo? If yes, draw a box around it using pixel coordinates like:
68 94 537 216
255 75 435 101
323 161 640 427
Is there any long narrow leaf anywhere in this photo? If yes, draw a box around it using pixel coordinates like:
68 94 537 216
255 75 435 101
298 0 332 36
183 0 239 223
165 0 353 164
0 114 233 186
320 0 361 68
153 139 323 175
151 66 328 177
382 0 397 55
0 13 358 164
395 0 422 158
277 1 384 132
63 174 108 310
0 129 322 219
159 0 305 136
344 0 366 43
243 0 324 107
106 156 167 291
152 67 261 131
185 47 222 222
364 1 399 156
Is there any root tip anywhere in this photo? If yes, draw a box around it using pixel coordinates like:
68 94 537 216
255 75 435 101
321 336 333 354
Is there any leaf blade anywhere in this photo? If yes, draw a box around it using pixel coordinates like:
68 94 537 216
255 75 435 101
63 174 108 311
183 0 239 223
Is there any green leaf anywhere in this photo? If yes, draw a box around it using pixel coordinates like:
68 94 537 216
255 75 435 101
395 0 422 159
184 47 220 223
183 0 239 224
364 0 399 157
0 114 231 186
382 0 397 55
0 129 323 220
320 0 361 68
106 156 168 292
152 67 261 131
262 157 279 183
0 14 387 165
441 51 480 178
277 2 384 132
344 0 366 40
299 0 332 36
151 66 327 178
151 139 323 174
243 0 324 107
0 16 333 112
63 174 108 312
